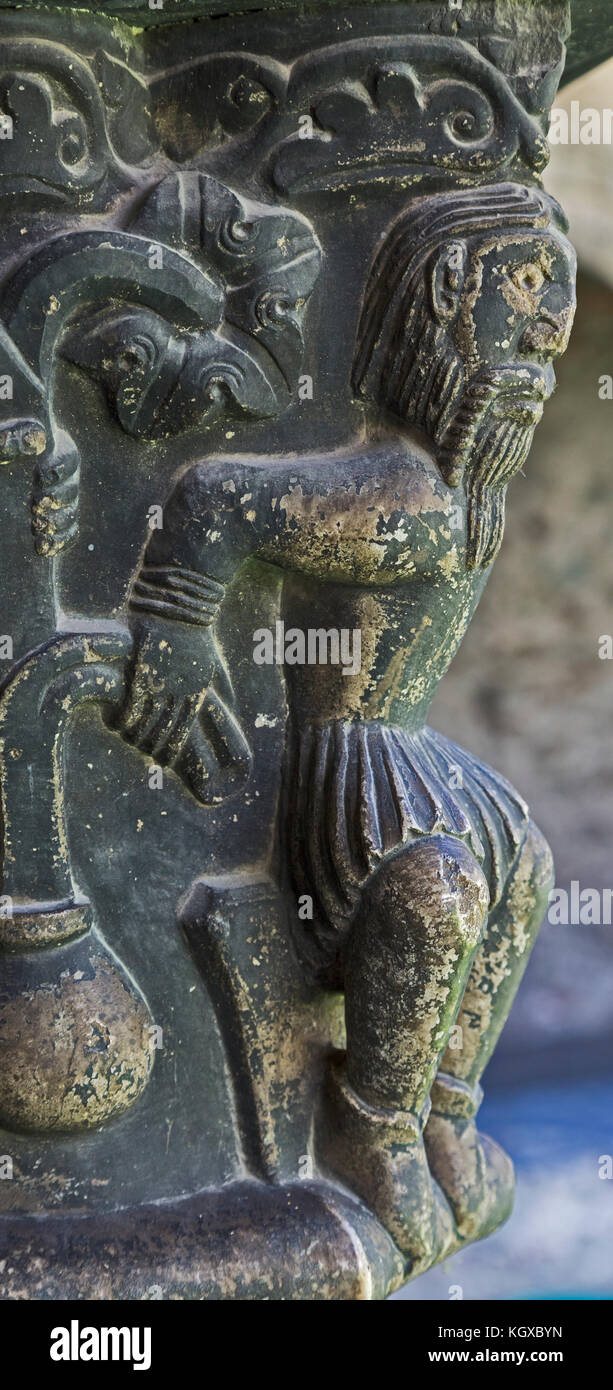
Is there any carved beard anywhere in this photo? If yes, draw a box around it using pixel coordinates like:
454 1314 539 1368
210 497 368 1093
354 285 550 570
463 410 538 568
438 364 548 569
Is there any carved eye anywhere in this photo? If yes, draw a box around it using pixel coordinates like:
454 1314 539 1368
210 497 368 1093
255 290 292 329
513 264 545 294
450 109 478 141
223 76 272 132
220 215 257 250
227 76 269 115
60 129 86 167
115 336 156 375
231 220 254 243
198 362 243 413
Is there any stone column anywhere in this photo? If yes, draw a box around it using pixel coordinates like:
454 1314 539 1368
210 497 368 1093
0 0 577 1299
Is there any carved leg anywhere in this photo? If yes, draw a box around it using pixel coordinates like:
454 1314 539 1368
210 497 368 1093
425 821 554 1240
317 834 489 1269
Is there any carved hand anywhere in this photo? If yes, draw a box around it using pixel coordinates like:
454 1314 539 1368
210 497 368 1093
111 616 220 766
109 616 252 805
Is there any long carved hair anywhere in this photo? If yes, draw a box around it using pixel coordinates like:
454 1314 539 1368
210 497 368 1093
352 181 557 446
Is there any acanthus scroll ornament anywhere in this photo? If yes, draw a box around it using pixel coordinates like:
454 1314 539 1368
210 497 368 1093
0 170 321 554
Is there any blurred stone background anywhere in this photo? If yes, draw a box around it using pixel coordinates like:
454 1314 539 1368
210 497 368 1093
396 59 613 1300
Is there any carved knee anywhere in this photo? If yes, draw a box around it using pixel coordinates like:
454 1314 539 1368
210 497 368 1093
434 821 554 1098
499 818 554 936
348 834 490 969
518 820 554 896
343 836 489 1111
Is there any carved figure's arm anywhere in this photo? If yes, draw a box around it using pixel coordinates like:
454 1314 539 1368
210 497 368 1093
109 455 285 793
112 441 438 786
136 439 431 595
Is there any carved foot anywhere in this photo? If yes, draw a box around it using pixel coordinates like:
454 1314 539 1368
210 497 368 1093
317 1053 455 1272
424 1072 514 1243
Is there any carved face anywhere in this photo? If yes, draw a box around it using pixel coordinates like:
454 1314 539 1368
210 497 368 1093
435 227 575 472
354 191 576 467
439 226 576 567
419 220 577 567
353 187 577 569
460 228 576 386
61 303 298 436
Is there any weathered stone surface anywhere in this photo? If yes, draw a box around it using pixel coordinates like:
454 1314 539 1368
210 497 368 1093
0 0 578 1299
431 266 613 1081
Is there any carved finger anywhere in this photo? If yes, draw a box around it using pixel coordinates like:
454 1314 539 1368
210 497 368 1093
152 694 203 766
118 688 155 744
133 693 179 758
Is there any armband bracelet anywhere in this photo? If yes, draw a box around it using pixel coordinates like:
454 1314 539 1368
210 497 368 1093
129 565 225 627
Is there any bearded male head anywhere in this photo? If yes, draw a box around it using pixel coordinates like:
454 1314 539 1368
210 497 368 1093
353 183 576 568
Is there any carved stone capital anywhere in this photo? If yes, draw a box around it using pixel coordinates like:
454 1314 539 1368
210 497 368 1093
0 0 576 1300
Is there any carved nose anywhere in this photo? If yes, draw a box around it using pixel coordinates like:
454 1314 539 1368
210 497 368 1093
519 309 574 360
